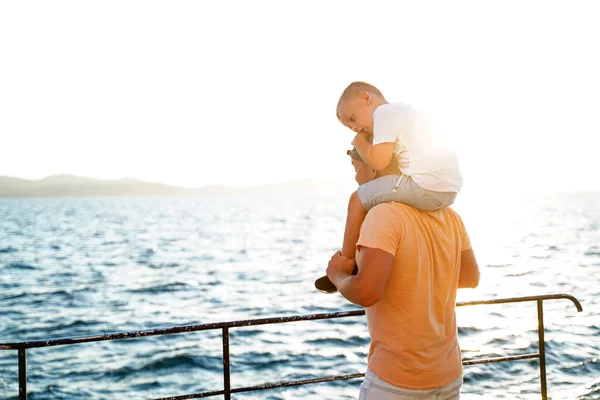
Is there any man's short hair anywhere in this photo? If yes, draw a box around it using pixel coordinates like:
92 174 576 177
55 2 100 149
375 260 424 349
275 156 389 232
336 81 385 120
347 147 363 162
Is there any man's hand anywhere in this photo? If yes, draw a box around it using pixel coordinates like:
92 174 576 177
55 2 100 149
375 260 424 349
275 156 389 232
328 247 395 307
326 251 356 286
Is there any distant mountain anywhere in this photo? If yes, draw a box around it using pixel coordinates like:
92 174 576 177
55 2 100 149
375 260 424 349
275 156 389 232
0 174 208 198
0 175 352 198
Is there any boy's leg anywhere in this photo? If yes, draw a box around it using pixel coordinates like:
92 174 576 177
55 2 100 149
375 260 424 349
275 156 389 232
341 191 367 259
359 175 456 211
314 190 364 294
315 177 402 294
315 175 455 294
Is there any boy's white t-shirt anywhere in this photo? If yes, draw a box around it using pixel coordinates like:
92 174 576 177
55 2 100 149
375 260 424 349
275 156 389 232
373 102 463 193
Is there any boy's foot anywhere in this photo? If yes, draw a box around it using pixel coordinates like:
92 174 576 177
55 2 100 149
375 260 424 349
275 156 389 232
314 266 359 294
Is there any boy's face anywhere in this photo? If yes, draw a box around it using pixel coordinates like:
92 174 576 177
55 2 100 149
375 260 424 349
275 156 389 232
339 93 375 135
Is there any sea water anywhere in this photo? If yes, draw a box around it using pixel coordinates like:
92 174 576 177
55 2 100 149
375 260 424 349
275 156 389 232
0 191 598 399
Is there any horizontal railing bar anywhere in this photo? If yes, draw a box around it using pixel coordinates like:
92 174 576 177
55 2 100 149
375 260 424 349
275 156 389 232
458 293 583 312
230 373 365 394
154 388 226 400
0 310 365 350
0 293 582 350
151 353 543 400
153 374 365 400
463 353 540 365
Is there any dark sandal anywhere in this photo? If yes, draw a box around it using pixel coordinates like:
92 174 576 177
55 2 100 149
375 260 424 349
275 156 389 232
314 266 359 294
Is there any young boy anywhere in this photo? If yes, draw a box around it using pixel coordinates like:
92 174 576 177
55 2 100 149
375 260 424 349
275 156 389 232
315 81 463 293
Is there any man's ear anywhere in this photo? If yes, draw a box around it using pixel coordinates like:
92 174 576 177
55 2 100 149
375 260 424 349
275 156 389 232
370 169 377 180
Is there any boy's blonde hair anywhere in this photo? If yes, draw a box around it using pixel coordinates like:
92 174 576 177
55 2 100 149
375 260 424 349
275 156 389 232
336 81 385 120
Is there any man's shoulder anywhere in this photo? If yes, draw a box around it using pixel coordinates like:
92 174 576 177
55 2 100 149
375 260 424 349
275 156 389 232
367 202 413 222
369 203 461 222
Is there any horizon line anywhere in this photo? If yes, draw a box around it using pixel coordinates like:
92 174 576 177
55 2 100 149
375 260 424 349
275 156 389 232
1 173 599 195
0 173 351 190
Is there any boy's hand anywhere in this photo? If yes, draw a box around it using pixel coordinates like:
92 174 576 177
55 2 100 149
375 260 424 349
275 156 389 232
352 134 374 166
362 132 373 143
352 132 372 145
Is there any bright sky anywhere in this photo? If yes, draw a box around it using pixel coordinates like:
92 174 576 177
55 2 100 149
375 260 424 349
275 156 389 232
1 1 599 192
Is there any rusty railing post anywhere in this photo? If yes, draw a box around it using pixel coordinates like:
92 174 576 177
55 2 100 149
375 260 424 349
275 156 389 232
222 327 231 400
18 348 27 400
537 300 547 400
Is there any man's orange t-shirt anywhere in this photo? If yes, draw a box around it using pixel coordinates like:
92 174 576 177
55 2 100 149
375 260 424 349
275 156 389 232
355 202 471 390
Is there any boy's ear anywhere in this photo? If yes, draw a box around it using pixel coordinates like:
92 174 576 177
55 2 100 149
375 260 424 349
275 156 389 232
360 91 372 105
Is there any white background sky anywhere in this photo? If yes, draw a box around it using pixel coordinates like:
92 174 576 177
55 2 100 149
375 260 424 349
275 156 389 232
1 1 599 192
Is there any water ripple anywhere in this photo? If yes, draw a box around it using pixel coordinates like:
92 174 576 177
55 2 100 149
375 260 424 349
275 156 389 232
0 193 598 400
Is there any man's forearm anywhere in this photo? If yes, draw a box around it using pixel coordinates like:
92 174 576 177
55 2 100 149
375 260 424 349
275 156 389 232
331 271 368 306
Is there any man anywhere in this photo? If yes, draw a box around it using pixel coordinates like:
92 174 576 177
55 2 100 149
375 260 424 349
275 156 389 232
326 150 480 399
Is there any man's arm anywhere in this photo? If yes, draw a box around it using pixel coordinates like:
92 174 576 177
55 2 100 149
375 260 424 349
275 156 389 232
327 247 394 307
458 248 480 288
353 134 395 172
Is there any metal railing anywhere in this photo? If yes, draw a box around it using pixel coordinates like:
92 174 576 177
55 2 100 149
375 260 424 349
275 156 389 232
0 293 583 400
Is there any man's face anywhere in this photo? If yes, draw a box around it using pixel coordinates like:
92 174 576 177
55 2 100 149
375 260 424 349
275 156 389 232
339 94 374 135
352 159 377 185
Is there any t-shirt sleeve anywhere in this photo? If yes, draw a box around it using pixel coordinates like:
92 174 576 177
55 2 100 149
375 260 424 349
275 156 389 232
356 204 401 256
372 103 413 146
462 229 472 251
452 210 472 251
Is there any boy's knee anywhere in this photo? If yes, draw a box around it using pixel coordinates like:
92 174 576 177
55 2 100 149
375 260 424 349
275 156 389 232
349 191 361 205
348 191 366 211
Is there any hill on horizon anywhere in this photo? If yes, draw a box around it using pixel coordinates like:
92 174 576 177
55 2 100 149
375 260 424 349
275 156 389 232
0 174 351 198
